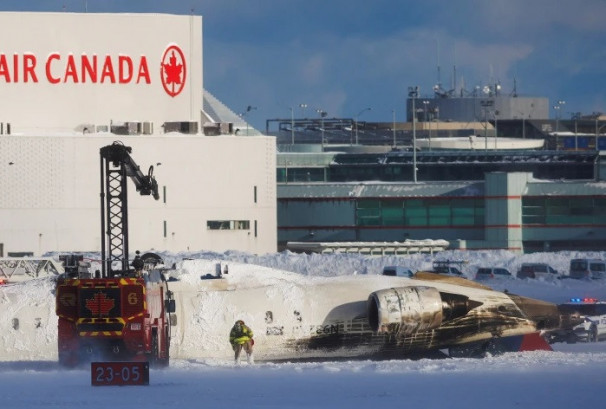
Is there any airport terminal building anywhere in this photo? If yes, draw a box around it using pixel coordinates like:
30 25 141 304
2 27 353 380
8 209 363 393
273 85 606 254
0 12 276 256
277 149 606 253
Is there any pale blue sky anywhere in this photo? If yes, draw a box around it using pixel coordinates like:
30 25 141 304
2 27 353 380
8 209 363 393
3 0 605 130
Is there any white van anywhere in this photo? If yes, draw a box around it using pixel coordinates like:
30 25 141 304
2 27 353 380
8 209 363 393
517 263 560 280
382 266 414 277
569 259 606 280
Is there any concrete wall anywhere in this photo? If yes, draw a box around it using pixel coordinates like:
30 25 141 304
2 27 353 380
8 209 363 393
0 134 277 255
407 96 549 123
483 172 531 251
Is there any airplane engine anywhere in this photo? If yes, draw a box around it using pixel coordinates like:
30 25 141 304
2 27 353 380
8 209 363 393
367 286 476 335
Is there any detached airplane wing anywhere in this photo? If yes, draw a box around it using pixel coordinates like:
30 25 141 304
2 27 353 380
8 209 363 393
168 262 580 361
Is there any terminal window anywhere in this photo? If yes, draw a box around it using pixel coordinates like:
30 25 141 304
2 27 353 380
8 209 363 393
522 196 606 225
356 198 484 227
207 220 250 230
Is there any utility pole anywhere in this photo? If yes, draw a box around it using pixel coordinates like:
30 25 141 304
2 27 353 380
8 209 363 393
316 109 327 148
355 107 372 145
408 86 418 183
290 107 294 145
392 109 396 148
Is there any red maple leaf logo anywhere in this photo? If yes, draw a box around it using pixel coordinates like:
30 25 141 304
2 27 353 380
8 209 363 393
160 45 187 97
85 292 115 316
163 51 182 86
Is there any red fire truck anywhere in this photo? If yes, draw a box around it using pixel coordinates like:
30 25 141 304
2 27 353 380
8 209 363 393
55 142 175 367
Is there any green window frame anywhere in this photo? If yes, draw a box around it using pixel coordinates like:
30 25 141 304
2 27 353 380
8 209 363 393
354 197 484 228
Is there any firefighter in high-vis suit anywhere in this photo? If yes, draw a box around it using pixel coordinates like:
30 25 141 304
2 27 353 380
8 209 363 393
229 320 254 364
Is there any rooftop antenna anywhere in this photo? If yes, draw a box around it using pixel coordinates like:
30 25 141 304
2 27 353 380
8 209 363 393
459 77 466 97
452 44 457 95
436 38 441 93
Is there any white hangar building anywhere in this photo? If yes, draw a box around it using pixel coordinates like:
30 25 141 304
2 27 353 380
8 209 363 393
0 12 276 256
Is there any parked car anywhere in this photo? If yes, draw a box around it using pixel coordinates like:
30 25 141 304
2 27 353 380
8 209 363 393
382 266 414 278
546 298 606 343
475 267 513 280
431 260 465 277
569 258 606 280
517 263 560 280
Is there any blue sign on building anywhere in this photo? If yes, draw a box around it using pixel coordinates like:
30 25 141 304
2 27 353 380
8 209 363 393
563 136 590 149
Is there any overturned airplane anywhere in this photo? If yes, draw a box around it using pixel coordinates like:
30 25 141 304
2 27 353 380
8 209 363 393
167 259 580 361
0 257 582 362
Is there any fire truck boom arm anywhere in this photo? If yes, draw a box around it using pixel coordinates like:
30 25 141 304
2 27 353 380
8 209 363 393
100 142 160 199
99 141 160 277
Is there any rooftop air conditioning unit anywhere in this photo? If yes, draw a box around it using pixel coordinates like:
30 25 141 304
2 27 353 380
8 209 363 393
110 121 129 135
126 122 141 135
163 121 198 134
220 122 233 134
142 122 153 135
1 122 11 135
203 122 221 136
110 121 142 135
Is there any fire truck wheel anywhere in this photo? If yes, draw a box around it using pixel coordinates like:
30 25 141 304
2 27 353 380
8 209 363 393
149 329 169 367
150 332 159 366
160 326 170 367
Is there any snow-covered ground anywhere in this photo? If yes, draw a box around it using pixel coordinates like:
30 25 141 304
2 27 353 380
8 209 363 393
2 249 606 408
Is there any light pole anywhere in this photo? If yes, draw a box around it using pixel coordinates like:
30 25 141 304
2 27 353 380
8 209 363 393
289 107 295 145
493 110 499 150
241 105 257 136
517 111 527 139
355 107 371 145
316 109 327 147
553 105 560 132
299 103 308 118
408 86 418 183
392 109 396 148
434 107 439 149
554 100 565 132
483 108 488 150
422 100 431 151
572 112 579 150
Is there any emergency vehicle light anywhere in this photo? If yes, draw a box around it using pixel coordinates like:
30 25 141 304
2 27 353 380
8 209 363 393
570 297 598 303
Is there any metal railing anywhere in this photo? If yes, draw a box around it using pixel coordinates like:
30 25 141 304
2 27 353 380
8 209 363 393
0 258 64 282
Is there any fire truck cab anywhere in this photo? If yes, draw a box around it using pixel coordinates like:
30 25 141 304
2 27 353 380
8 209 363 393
56 259 175 367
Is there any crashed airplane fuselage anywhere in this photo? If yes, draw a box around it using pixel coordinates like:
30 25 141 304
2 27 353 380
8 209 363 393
168 261 578 361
